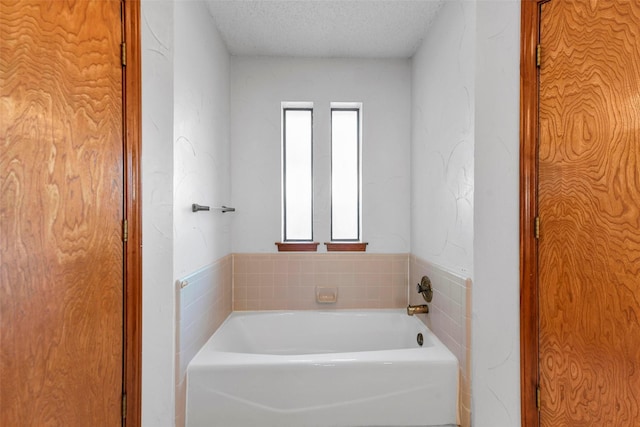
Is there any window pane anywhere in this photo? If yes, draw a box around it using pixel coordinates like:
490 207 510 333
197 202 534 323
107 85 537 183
331 109 359 241
284 109 313 240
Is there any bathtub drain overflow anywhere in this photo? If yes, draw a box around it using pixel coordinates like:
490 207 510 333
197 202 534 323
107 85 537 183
417 333 424 346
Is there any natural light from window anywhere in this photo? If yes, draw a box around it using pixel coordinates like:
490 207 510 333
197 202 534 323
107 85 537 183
331 108 360 241
283 108 313 241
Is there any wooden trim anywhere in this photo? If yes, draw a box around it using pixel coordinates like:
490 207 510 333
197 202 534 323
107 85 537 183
520 1 544 426
123 1 142 425
324 242 368 252
275 242 319 252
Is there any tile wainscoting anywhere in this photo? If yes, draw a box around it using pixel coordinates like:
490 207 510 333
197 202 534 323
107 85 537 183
409 255 472 427
233 253 409 310
175 255 233 427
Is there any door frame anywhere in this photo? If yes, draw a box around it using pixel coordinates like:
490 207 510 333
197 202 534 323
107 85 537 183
123 1 142 425
520 0 545 426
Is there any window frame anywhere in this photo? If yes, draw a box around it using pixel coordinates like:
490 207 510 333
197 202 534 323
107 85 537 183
330 106 362 242
281 106 314 242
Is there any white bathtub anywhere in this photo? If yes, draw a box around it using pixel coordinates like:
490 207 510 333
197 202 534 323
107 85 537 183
186 310 458 427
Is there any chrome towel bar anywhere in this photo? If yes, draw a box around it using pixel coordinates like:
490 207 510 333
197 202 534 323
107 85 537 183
192 203 235 213
192 203 210 212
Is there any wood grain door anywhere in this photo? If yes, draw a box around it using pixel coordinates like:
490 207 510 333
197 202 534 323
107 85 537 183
1 1 125 425
538 1 640 425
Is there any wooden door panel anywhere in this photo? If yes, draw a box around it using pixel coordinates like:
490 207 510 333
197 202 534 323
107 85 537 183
1 1 124 425
538 1 640 425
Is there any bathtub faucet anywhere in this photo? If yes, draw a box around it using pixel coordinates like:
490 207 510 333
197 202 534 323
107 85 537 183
407 304 429 316
407 275 433 315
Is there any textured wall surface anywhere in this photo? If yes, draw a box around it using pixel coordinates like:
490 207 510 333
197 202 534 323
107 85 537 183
173 3 232 425
473 1 521 425
411 1 523 425
230 57 412 253
141 0 175 425
411 0 475 277
173 0 231 283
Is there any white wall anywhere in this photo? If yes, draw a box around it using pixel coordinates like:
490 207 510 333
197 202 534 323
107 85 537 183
141 1 175 425
173 4 231 426
142 1 231 425
230 57 411 253
473 1 521 425
411 0 475 276
411 1 521 425
174 0 231 279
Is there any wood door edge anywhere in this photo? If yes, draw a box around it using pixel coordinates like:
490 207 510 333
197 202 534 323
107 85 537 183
123 1 142 426
520 0 544 425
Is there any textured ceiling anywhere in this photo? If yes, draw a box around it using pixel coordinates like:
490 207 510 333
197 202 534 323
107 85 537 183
205 1 445 58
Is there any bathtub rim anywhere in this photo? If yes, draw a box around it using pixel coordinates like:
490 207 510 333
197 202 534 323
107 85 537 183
187 308 458 368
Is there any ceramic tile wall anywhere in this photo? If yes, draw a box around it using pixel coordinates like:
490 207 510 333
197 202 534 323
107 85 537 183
409 255 472 427
233 253 408 310
175 255 233 427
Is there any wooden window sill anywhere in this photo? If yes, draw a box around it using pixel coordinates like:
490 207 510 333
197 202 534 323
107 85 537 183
275 242 319 252
324 242 368 252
